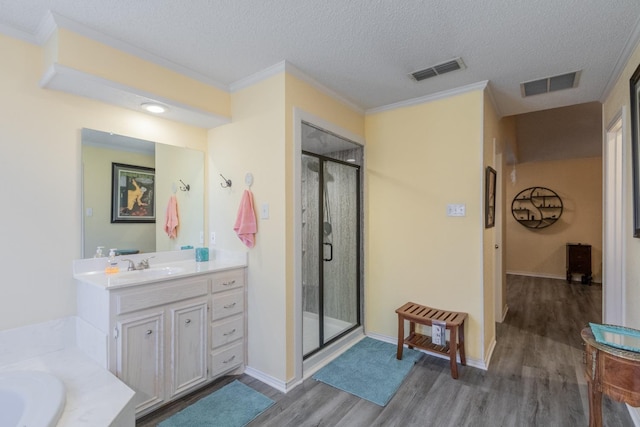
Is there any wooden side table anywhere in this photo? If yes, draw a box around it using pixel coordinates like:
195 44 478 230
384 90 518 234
581 327 640 427
396 302 467 379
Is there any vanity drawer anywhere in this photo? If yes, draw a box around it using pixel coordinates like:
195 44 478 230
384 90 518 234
210 342 243 377
115 277 209 315
211 291 244 321
211 315 244 349
211 269 245 293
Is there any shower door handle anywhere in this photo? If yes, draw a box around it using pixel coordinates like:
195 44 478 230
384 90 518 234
323 242 333 262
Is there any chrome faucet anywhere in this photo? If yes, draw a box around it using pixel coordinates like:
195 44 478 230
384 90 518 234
121 256 155 271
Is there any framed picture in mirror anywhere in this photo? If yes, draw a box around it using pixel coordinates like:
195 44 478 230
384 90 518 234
485 166 496 228
630 62 640 237
111 163 156 223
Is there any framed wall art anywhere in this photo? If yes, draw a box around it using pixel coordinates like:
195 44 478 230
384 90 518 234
111 163 156 223
485 166 496 228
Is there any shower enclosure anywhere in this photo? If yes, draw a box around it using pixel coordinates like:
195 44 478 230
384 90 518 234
301 122 361 358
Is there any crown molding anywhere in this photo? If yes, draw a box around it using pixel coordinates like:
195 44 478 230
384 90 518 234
229 60 364 115
228 61 286 92
366 80 489 115
600 14 640 102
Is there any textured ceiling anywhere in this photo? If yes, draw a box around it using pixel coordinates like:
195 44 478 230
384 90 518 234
1 0 640 118
1 2 639 163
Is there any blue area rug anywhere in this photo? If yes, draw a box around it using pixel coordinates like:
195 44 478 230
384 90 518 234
158 380 274 427
312 337 423 406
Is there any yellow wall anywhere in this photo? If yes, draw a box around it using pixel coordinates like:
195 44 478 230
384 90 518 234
209 74 288 380
0 34 207 331
603 38 640 330
51 29 231 118
209 72 365 383
505 157 603 281
365 90 487 362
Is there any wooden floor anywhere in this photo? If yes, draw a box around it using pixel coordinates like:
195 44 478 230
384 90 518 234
137 275 634 426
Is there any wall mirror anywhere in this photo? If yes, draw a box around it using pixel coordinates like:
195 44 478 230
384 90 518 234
81 128 204 258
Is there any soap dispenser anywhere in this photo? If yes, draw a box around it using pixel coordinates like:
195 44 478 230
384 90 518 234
105 249 120 274
94 246 105 258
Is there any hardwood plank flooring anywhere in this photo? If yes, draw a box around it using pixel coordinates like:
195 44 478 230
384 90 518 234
137 275 634 426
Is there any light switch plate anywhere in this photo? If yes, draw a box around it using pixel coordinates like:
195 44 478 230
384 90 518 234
447 204 466 217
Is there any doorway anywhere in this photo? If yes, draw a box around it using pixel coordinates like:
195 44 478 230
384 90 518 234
300 122 362 359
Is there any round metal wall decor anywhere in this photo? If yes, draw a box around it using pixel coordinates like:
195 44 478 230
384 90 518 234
511 186 563 229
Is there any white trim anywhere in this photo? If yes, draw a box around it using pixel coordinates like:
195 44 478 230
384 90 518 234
243 366 291 394
367 332 490 371
229 61 286 92
603 108 626 325
229 61 365 115
485 82 503 118
366 80 489 115
501 305 509 323
293 108 365 384
40 63 230 129
35 10 58 44
0 23 40 44
284 62 364 114
506 271 603 284
600 14 640 103
627 404 640 427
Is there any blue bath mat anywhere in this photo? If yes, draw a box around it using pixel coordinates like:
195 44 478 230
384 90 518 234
312 337 423 406
158 380 274 427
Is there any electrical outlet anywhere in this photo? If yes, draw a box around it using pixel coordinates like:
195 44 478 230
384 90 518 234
210 232 216 245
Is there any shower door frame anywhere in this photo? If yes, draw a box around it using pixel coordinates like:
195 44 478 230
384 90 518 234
302 151 362 360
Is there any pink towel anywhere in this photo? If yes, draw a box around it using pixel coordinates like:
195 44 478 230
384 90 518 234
234 190 257 248
164 195 179 239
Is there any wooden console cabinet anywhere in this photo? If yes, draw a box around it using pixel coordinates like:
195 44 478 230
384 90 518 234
581 327 640 427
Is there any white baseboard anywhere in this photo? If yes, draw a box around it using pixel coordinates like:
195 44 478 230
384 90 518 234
628 404 640 426
244 366 290 393
367 332 490 370
501 305 509 322
506 271 602 284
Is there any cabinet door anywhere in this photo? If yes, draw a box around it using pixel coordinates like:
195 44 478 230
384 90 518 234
169 300 208 398
116 311 164 413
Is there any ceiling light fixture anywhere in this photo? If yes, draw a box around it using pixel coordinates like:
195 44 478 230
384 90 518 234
141 102 167 114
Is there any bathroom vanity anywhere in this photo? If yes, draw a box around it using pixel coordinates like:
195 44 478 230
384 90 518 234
74 250 247 416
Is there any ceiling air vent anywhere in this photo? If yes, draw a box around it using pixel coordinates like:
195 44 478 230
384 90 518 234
521 70 581 97
410 57 466 82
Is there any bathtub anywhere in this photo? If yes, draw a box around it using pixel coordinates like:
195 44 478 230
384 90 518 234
0 370 66 427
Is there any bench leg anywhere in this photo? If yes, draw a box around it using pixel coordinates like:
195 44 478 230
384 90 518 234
458 320 466 366
396 315 404 360
449 326 459 379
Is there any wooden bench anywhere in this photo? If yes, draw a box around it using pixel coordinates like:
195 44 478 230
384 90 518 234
395 301 468 379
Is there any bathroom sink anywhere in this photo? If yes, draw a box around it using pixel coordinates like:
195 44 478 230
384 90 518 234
109 265 187 285
118 266 185 278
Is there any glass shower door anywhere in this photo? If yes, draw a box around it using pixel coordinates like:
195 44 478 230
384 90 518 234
302 154 359 357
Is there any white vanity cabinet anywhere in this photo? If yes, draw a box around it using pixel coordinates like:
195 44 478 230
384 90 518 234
210 269 245 377
76 265 247 417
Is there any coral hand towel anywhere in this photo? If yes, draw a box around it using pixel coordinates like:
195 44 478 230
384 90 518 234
234 190 257 248
165 195 179 239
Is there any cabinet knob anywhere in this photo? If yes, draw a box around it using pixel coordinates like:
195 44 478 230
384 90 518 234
146 330 153 335
224 302 237 309
495 244 499 249
223 355 236 364
223 280 236 286
223 328 236 336
185 319 191 324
